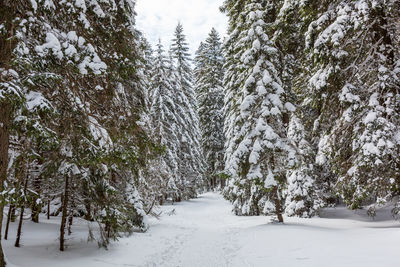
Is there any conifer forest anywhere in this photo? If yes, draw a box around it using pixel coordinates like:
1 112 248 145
0 0 399 266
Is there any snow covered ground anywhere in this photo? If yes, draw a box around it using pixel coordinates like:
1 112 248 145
3 192 399 267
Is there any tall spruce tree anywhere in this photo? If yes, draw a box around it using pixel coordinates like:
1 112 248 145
298 0 400 214
276 0 325 218
0 0 155 256
222 0 295 221
148 41 181 202
170 23 205 199
194 29 225 189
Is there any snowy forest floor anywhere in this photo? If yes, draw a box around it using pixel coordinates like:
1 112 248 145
3 192 400 267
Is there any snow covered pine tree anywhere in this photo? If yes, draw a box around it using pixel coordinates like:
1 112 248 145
170 23 205 200
222 0 295 221
298 0 400 214
194 28 226 189
148 40 181 203
276 0 325 218
0 0 156 256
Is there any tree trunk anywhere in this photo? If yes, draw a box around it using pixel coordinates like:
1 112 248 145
31 174 42 223
0 101 11 266
15 177 28 248
4 205 13 240
10 208 16 222
84 202 93 221
67 214 73 236
273 186 284 223
1 1 19 263
14 205 24 247
31 201 40 223
47 199 50 220
220 178 225 188
59 175 69 251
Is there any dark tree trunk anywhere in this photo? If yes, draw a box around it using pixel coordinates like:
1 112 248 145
31 174 42 223
67 214 73 236
210 177 216 189
84 202 93 221
14 205 24 247
0 101 11 266
15 177 28 247
4 205 14 240
220 178 225 188
273 186 284 223
31 201 40 223
1 0 19 264
47 199 50 220
60 176 69 251
105 222 111 240
10 207 16 222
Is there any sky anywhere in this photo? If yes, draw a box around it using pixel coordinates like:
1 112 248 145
136 0 228 57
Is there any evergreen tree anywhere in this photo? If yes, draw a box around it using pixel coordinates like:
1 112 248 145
148 41 181 202
222 0 295 221
194 29 225 189
275 0 325 217
170 23 205 199
0 0 156 254
298 0 400 213
285 115 322 217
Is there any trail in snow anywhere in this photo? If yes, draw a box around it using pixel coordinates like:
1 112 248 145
3 192 400 267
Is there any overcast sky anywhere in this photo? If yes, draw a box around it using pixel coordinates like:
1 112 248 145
136 0 227 57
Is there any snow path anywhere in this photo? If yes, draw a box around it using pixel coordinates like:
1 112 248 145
3 192 400 267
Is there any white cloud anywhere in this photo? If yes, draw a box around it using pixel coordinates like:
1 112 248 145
136 0 227 56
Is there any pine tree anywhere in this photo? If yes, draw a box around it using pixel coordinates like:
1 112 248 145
170 23 204 199
300 0 400 212
275 0 325 217
194 29 225 189
285 115 322 217
148 40 181 202
276 0 400 216
1 0 155 253
222 0 294 221
1 1 35 263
